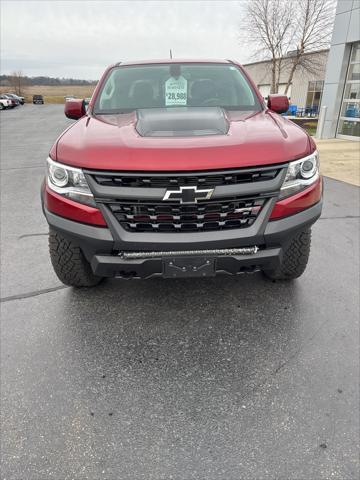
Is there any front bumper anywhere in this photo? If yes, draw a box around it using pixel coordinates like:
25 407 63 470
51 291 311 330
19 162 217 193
43 199 322 279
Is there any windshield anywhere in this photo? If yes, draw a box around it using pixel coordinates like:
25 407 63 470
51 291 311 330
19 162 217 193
94 63 261 113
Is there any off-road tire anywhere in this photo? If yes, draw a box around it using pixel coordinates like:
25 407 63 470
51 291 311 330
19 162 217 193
49 229 102 287
263 229 311 281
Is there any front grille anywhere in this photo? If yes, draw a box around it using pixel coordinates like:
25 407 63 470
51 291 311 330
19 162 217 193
93 169 279 189
87 165 284 234
108 197 266 232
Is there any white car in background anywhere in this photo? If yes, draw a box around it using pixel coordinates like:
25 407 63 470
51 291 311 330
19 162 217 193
0 96 12 110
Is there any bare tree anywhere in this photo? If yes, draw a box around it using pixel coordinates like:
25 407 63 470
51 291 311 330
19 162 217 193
241 0 294 93
9 70 26 96
283 0 336 94
241 0 336 94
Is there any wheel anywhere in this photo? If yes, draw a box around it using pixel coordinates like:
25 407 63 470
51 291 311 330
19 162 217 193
49 229 102 287
0 103 4 110
263 229 311 281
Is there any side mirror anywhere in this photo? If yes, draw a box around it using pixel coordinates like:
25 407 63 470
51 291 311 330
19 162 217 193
267 94 289 114
64 99 86 120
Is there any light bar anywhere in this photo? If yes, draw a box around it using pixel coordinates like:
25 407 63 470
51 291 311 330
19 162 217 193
119 247 259 259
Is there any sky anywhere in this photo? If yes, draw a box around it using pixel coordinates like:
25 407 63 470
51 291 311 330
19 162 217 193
0 0 252 80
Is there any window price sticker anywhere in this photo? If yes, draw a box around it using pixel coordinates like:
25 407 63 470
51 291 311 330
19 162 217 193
165 76 188 106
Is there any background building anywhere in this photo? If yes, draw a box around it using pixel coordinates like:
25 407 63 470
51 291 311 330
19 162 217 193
318 0 360 140
243 50 329 114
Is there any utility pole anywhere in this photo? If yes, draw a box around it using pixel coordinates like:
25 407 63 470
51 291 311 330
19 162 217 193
169 49 173 59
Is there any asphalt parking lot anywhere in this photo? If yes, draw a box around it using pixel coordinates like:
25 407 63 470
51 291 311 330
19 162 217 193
1 104 359 480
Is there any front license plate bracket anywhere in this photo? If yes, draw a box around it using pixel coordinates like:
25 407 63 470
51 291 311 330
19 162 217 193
163 256 216 278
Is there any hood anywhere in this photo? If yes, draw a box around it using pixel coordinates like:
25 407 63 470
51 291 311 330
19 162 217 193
55 109 312 171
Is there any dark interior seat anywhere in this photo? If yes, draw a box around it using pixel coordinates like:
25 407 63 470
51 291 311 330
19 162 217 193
132 81 156 107
190 79 219 105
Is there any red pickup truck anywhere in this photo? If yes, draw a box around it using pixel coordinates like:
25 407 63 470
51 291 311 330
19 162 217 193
41 59 322 287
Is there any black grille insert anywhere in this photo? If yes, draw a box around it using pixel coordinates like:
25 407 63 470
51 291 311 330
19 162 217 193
108 197 266 233
93 169 279 189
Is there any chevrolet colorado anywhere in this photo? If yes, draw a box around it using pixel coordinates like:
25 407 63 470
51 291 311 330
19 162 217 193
41 60 322 287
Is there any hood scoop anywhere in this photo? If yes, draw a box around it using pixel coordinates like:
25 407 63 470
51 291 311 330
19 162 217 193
136 107 229 137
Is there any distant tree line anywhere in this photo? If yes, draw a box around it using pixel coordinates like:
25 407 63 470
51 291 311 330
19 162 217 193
0 74 97 88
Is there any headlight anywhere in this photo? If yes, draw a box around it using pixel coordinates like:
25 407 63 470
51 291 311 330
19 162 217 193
46 157 96 207
279 151 320 199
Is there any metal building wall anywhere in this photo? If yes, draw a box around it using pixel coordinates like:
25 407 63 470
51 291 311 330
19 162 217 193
319 0 360 139
243 50 329 108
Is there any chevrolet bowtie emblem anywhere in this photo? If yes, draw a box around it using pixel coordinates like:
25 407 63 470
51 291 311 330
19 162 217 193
163 186 214 204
